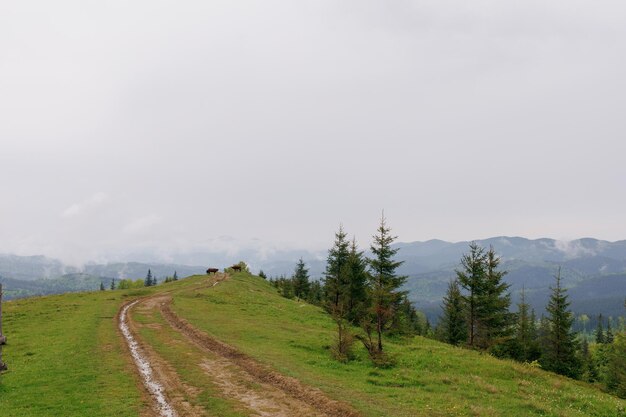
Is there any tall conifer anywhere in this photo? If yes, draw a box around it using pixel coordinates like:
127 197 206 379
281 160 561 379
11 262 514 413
541 268 580 378
292 258 311 299
441 279 467 345
343 239 368 324
323 225 350 312
477 246 514 350
456 242 487 348
145 269 153 287
366 214 406 353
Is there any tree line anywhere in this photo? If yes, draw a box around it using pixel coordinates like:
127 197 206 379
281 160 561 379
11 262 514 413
99 269 179 291
438 242 626 398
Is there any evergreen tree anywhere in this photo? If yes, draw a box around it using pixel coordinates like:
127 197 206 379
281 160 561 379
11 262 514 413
365 214 406 353
323 225 351 312
145 269 153 287
440 279 467 346
537 314 551 355
580 337 598 382
100 282 105 291
110 278 116 290
595 314 605 344
258 270 267 280
456 242 488 348
516 287 540 362
606 319 614 344
477 246 514 351
606 332 626 398
541 268 580 379
343 239 369 324
307 280 323 306
173 271 178 281
292 258 311 299
396 297 421 335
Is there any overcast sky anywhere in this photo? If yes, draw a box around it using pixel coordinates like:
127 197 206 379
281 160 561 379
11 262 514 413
1 0 625 265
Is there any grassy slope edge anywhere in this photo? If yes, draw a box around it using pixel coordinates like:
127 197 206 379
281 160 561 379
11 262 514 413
170 273 626 417
0 273 624 416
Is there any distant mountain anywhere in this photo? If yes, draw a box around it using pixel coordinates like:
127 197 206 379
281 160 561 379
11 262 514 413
0 258 206 300
0 254 79 281
2 237 625 321
393 237 626 323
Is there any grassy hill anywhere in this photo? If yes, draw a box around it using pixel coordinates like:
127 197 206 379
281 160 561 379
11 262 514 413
1 273 625 416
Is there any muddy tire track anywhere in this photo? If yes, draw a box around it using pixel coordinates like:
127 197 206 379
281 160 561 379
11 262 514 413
119 300 179 417
160 298 361 417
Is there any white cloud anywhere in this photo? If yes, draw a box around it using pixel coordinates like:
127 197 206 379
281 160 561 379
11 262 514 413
61 192 109 218
123 214 162 234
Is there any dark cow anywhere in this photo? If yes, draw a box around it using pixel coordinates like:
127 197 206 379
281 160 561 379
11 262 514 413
231 265 242 272
206 268 219 275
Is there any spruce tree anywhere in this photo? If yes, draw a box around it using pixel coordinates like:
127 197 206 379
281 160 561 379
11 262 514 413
292 258 311 299
258 270 267 280
343 239 369 324
110 278 116 290
456 242 488 348
366 214 406 353
516 287 540 361
145 269 153 287
595 314 605 344
307 280 323 306
100 282 105 291
173 271 178 281
323 225 351 312
606 319 614 344
477 246 514 351
440 279 467 345
541 268 580 378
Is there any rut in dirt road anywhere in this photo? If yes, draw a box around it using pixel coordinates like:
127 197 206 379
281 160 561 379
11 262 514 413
159 297 362 417
119 300 178 417
118 272 361 417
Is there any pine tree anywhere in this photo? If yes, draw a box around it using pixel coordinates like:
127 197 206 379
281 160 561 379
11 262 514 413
456 242 488 348
440 279 467 346
366 214 407 354
595 314 605 344
173 271 178 281
343 239 369 325
110 278 116 290
323 225 351 313
258 270 267 280
477 246 514 351
100 282 105 291
145 269 153 287
541 268 580 379
292 258 311 299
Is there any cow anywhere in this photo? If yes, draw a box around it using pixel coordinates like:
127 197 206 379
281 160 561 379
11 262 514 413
206 268 219 275
231 265 242 272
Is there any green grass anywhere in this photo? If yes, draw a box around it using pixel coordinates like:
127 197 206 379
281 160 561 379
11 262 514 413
0 290 144 416
1 273 625 417
170 273 626 417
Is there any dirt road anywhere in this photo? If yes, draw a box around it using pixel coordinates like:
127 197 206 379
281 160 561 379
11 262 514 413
118 275 360 417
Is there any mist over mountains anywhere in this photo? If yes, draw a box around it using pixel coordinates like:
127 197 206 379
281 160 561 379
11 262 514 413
1 236 625 321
